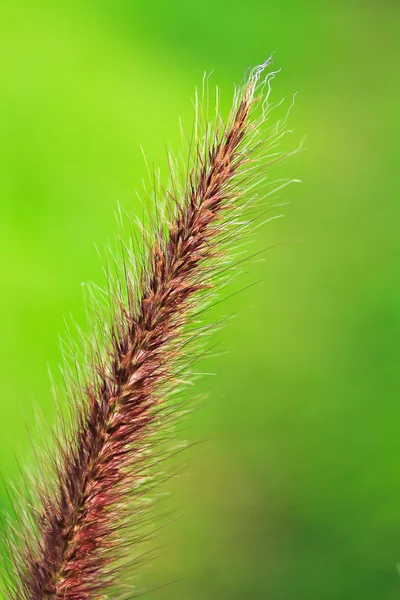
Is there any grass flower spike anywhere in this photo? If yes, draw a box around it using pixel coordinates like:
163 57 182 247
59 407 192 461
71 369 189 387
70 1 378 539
1 59 298 600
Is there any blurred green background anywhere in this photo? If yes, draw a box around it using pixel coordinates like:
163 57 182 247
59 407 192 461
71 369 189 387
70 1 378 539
0 1 399 598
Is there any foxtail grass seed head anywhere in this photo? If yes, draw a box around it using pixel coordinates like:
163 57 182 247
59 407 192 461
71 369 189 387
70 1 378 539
1 59 299 600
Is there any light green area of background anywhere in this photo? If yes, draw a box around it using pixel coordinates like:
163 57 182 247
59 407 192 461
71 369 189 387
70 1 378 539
0 1 399 598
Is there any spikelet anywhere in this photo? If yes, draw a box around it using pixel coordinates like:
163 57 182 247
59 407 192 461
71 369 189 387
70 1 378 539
1 59 299 600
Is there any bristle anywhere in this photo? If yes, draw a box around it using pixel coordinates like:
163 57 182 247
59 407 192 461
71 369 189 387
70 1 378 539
1 60 299 600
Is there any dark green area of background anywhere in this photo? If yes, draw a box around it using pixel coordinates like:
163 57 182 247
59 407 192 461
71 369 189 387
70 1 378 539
0 1 399 598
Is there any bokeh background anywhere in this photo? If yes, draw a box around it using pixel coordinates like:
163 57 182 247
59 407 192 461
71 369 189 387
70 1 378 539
0 1 399 598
